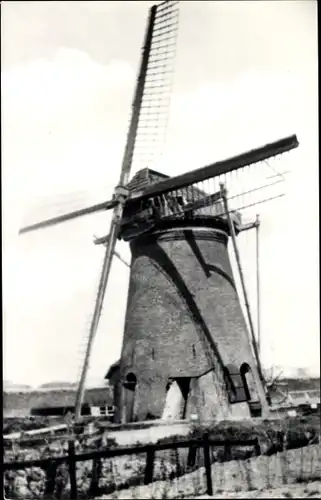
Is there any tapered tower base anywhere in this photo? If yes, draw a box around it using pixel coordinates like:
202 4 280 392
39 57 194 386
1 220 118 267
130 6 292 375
111 214 268 423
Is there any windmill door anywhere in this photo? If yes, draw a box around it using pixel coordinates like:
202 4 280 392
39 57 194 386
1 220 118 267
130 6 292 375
162 378 191 420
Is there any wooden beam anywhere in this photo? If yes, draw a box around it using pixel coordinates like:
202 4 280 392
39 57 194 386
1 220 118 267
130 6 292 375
19 199 117 235
238 220 259 232
128 134 299 203
122 190 223 227
256 214 261 360
177 190 222 214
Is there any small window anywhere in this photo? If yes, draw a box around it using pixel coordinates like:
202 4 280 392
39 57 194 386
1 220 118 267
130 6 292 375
123 372 137 391
202 391 205 405
192 344 196 358
240 363 260 403
224 365 247 404
152 348 155 360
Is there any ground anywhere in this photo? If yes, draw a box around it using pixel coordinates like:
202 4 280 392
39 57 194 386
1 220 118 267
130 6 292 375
195 481 321 498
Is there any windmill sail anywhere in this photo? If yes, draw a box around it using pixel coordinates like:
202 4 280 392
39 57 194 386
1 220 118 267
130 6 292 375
19 1 180 235
120 134 299 240
17 2 181 419
74 1 181 419
129 0 179 177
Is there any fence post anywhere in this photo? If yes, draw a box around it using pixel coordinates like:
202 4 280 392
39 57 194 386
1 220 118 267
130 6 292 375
203 432 213 496
68 440 77 499
174 447 182 477
224 441 232 461
254 438 261 456
89 438 102 496
144 446 155 485
44 460 58 495
187 444 197 468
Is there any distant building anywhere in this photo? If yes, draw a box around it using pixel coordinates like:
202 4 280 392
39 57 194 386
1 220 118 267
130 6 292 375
3 384 114 418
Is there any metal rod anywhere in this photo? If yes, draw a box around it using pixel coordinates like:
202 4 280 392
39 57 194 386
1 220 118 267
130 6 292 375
220 184 265 385
256 214 261 360
74 5 157 420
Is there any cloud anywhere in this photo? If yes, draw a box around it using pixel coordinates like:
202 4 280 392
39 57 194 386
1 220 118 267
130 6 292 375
2 49 135 385
2 48 137 249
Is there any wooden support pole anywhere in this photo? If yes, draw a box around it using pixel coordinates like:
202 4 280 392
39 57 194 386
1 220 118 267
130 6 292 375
254 438 261 457
44 460 58 495
89 436 102 497
224 442 232 461
187 444 197 468
234 215 262 361
203 433 213 496
220 184 265 386
238 221 258 232
144 447 155 485
68 440 77 500
256 214 261 360
74 5 157 422
89 456 102 497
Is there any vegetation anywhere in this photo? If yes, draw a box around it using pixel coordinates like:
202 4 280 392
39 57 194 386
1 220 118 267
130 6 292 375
3 413 320 499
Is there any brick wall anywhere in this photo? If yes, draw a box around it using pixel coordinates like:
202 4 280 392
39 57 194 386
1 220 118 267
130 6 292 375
117 216 268 422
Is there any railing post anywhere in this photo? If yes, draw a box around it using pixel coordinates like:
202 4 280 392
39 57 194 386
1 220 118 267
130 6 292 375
203 433 213 496
89 438 102 496
187 444 197 468
68 440 77 499
224 441 232 461
174 447 182 477
254 438 261 456
144 446 155 485
44 460 58 495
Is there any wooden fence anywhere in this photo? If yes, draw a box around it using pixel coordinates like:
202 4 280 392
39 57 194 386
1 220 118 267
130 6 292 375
3 433 261 499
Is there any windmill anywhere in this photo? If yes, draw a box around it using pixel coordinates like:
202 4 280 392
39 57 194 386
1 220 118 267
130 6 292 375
19 1 299 423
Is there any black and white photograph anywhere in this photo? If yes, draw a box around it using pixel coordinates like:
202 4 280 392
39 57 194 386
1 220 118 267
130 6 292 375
2 1 319 498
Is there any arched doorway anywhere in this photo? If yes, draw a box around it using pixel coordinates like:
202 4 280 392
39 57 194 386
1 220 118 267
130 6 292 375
240 363 262 417
162 378 191 420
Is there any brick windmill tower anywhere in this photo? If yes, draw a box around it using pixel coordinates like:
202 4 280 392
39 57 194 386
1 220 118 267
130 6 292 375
20 1 299 423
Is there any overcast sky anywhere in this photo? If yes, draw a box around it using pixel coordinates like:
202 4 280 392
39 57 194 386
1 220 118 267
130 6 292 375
2 1 319 387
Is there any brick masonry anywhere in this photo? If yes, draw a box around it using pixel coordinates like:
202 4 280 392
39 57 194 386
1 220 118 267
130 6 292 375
116 214 269 423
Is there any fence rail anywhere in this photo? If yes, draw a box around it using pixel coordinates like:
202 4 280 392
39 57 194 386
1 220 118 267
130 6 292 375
3 434 260 499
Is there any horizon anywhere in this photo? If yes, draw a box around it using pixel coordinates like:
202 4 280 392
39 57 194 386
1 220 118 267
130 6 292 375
4 364 320 391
